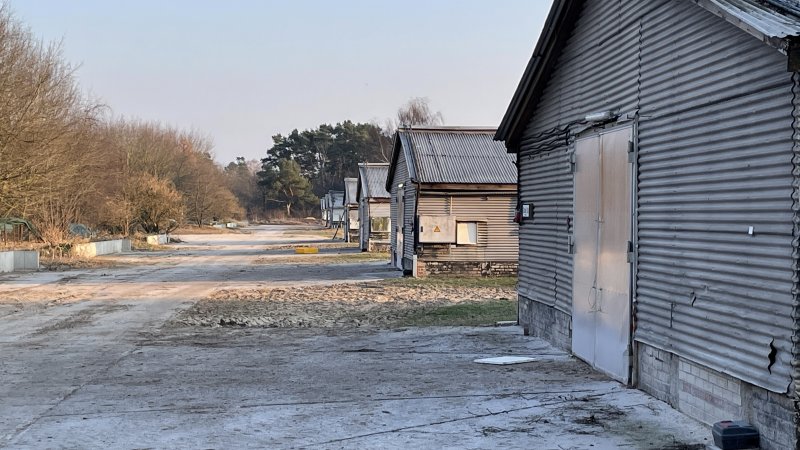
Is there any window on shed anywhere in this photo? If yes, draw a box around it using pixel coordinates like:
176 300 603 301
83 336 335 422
456 222 478 245
371 217 390 232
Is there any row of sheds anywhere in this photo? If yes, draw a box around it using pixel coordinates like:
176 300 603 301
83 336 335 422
320 164 393 252
492 0 800 447
326 127 522 264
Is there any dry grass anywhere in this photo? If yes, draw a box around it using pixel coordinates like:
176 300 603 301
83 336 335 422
254 252 389 265
282 228 339 239
263 241 360 251
38 256 128 271
385 276 518 289
173 225 238 235
174 279 517 328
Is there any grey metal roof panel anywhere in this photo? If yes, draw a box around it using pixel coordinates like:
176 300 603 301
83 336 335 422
397 127 517 185
358 163 390 199
328 190 344 207
695 0 800 45
344 178 358 205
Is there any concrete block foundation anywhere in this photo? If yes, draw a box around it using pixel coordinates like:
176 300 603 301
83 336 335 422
636 342 796 450
415 260 518 278
518 295 571 351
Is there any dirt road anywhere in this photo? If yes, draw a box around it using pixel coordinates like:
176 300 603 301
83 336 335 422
0 225 711 449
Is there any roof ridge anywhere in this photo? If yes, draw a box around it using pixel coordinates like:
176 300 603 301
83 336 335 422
398 126 498 133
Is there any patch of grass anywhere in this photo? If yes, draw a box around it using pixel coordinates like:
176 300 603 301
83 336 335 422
385 276 518 289
322 252 389 263
39 256 125 271
131 242 172 252
395 300 517 327
264 241 358 251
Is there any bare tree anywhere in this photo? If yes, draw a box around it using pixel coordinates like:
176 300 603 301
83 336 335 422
376 98 444 162
395 97 444 128
0 5 102 242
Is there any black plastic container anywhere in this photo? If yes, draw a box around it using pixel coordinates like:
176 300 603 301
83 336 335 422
712 421 759 450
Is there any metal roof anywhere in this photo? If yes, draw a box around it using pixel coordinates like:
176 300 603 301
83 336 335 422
496 0 800 150
343 178 358 205
388 127 516 188
695 0 800 46
357 163 390 200
328 190 344 208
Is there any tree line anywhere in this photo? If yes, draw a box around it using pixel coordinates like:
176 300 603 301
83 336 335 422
0 6 242 244
242 98 443 217
0 3 446 242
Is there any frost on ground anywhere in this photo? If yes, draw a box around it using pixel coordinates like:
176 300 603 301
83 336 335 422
0 226 713 449
173 280 517 328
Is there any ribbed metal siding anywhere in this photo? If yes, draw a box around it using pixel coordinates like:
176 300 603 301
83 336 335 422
518 148 574 313
359 199 368 250
517 0 645 314
792 71 800 419
524 0 649 135
403 184 417 265
371 202 390 218
417 194 518 262
390 151 410 262
635 1 795 393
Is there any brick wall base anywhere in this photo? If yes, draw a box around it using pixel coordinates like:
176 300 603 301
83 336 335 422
637 342 796 450
518 294 571 351
415 260 518 278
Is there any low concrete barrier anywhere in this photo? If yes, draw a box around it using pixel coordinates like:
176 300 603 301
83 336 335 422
146 234 169 245
0 252 13 273
0 250 39 273
71 239 131 258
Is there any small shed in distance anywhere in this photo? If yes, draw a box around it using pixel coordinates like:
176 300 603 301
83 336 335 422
356 163 391 252
326 190 345 229
343 178 359 243
320 197 329 224
386 126 518 277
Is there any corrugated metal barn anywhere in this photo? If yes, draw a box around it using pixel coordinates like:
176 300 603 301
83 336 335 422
326 190 345 229
343 177 359 243
356 163 391 252
386 126 519 277
495 0 800 447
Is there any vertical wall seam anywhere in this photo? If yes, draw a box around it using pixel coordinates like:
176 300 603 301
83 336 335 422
791 70 800 447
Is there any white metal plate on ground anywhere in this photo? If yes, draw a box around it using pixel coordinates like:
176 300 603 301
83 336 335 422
474 356 537 365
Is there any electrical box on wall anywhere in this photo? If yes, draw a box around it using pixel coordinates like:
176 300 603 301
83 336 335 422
521 203 533 219
418 215 456 243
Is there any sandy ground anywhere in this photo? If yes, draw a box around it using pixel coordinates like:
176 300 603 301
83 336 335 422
0 225 713 449
176 282 516 328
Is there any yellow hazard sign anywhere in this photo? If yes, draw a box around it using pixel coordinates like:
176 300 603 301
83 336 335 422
433 226 441 232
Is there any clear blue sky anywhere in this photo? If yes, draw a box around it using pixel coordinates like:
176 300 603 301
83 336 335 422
11 1 550 163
